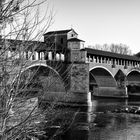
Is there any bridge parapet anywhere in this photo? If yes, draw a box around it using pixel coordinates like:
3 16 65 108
85 48 140 74
88 58 140 76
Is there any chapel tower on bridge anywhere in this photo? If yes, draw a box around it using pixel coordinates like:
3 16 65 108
43 29 90 104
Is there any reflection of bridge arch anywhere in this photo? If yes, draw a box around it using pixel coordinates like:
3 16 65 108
18 63 66 96
89 66 117 87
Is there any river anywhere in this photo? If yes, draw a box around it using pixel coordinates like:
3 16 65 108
62 97 140 140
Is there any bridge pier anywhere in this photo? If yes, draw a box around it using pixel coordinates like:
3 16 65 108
58 37 92 106
67 63 91 105
44 60 91 106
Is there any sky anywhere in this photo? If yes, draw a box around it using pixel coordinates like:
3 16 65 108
47 0 140 54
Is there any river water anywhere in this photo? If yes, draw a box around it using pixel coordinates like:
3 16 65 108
63 97 140 140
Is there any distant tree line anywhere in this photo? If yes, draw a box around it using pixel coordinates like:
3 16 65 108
88 43 132 55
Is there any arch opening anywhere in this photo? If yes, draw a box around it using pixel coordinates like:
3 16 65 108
15 65 66 99
126 70 140 95
90 67 117 87
89 67 117 96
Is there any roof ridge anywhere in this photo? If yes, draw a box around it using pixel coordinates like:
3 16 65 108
44 28 78 35
44 29 72 35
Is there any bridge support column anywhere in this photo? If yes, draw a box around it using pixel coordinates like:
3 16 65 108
68 63 91 105
67 39 92 106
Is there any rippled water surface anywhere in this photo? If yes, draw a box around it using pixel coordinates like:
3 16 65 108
64 98 140 140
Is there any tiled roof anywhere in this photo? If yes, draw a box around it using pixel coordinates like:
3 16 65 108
44 29 78 35
83 48 140 61
68 38 85 42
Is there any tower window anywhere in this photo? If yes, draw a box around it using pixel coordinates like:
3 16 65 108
61 38 63 44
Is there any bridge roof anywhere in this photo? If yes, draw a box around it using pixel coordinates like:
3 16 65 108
83 48 140 61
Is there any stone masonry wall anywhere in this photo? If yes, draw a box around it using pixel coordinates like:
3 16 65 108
71 63 89 93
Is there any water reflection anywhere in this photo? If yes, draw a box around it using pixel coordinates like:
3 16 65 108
63 112 89 140
63 98 140 140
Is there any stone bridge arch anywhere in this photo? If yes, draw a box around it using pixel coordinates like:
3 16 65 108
16 63 66 99
89 66 127 97
126 69 140 84
126 69 140 77
89 66 117 87
126 69 140 94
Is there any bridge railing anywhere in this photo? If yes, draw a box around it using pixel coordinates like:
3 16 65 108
5 50 66 62
25 51 66 62
86 55 140 69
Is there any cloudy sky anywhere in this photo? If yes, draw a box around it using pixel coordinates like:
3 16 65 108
48 0 140 54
